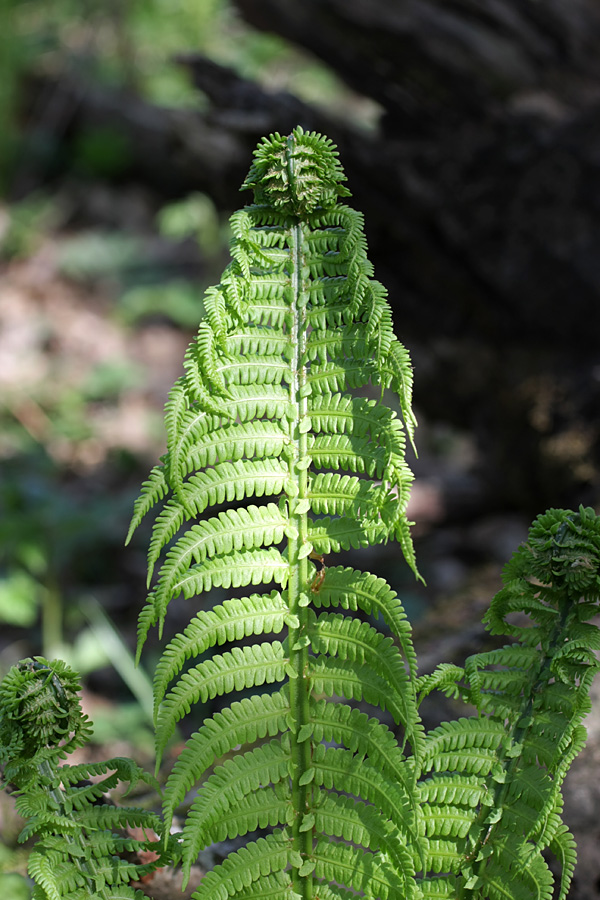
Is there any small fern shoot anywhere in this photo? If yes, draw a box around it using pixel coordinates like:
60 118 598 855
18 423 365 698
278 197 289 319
129 126 422 898
0 657 168 900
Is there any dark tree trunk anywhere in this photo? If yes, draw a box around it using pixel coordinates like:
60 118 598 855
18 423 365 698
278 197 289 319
16 0 600 513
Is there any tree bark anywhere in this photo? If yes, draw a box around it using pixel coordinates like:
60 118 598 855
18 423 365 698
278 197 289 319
16 0 600 512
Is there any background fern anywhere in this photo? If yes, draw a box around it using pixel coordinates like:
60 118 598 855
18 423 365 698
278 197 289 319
0 657 167 900
127 129 600 899
414 506 600 900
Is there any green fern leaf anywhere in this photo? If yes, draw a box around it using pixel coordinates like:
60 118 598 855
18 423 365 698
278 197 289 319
153 591 289 714
181 741 290 870
189 830 291 898
311 744 417 839
309 700 415 796
312 837 406 899
125 464 168 544
202 782 291 845
314 790 417 880
157 641 287 753
417 875 458 898
310 656 412 728
310 565 418 680
310 611 416 732
161 689 289 817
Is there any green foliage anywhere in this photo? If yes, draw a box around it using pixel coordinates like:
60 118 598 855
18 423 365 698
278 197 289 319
2 129 599 900
126 127 600 898
0 658 169 900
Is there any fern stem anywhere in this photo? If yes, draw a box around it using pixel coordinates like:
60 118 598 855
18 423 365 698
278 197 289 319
286 209 314 897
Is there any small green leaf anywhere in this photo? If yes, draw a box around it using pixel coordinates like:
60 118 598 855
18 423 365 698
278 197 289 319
299 768 315 786
285 613 300 628
485 808 503 825
506 742 523 758
289 850 303 868
285 479 299 497
285 663 299 679
293 498 311 515
300 812 315 832
298 542 314 559
297 723 313 742
294 457 312 471
292 634 311 651
298 859 316 877
298 417 312 433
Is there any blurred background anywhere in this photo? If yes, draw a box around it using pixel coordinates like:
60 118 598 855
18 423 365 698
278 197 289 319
1 1 600 896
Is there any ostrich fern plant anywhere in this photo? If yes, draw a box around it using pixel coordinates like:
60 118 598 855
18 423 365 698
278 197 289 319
1 128 599 900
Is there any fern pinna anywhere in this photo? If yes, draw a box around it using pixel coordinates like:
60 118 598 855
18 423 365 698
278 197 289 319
127 128 600 899
0 657 166 900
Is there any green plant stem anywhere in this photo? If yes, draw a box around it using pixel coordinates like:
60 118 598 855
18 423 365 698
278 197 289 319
287 215 313 897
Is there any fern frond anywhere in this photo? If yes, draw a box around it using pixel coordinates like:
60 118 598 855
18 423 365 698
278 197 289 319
226 870 293 900
161 689 289 819
310 564 418 681
156 641 287 752
314 790 417 881
309 700 415 795
0 659 167 900
153 591 289 713
201 782 292 845
146 459 289 582
417 875 458 898
181 741 290 869
311 744 417 839
189 829 291 898
308 514 390 553
312 837 406 899
152 501 289 608
310 611 416 733
549 823 577 900
310 655 409 726
137 548 290 653
125 464 169 544
418 717 507 779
